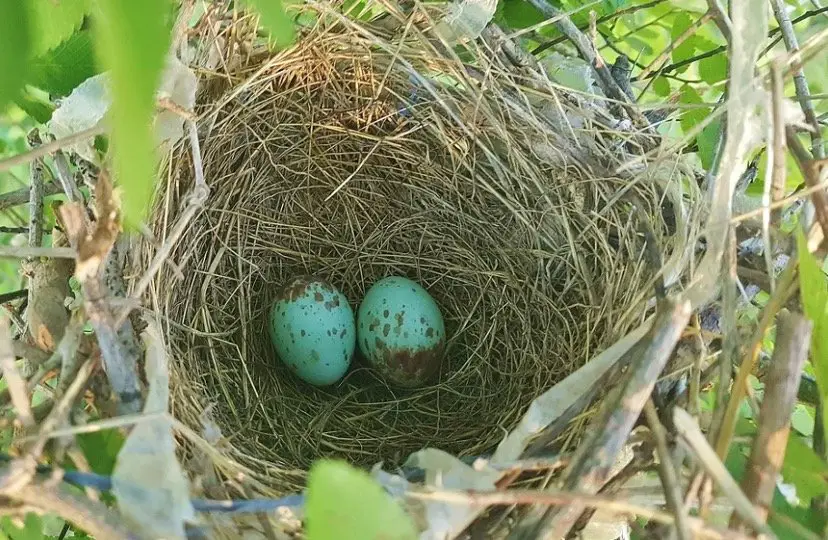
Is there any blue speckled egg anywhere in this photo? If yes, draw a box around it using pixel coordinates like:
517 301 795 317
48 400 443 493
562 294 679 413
269 277 356 386
357 276 445 388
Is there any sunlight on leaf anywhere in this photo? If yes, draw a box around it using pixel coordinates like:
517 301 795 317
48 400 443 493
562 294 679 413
31 30 98 97
244 0 296 48
0 0 31 113
93 0 172 226
25 0 91 57
306 459 418 540
782 436 828 505
796 228 828 444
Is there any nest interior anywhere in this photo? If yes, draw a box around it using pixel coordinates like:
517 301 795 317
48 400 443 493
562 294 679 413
147 10 673 495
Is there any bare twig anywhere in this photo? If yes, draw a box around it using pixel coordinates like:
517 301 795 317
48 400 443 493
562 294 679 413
9 480 138 539
524 0 656 135
53 151 84 202
644 399 690 540
124 120 209 320
409 488 755 540
57 172 143 415
0 182 64 212
673 408 776 538
787 126 828 242
0 289 28 304
0 246 76 259
769 61 788 227
682 0 769 310
512 297 692 539
770 0 825 160
0 319 34 428
715 260 798 460
705 0 731 41
26 132 45 252
28 357 96 458
732 311 811 527
0 126 105 174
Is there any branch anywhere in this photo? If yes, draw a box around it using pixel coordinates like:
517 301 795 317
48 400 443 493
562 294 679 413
0 246 76 259
644 400 690 540
0 319 34 428
787 126 828 242
524 0 657 137
511 297 692 539
770 0 825 160
26 131 45 253
0 183 64 212
57 172 144 416
733 311 811 528
673 408 775 537
0 126 104 174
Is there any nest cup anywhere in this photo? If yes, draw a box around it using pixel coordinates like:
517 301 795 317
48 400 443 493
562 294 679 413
142 3 676 511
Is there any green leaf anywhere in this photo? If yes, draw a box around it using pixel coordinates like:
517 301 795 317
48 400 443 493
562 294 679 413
31 30 99 97
652 76 671 97
93 0 173 226
15 89 56 124
0 0 32 113
0 514 45 540
697 114 721 167
25 0 91 57
499 0 546 29
306 459 418 540
76 428 125 476
698 52 727 85
670 13 698 71
678 84 708 135
243 0 296 48
797 228 828 444
782 436 828 504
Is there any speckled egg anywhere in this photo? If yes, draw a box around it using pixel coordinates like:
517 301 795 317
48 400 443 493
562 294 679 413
269 277 356 386
356 276 445 388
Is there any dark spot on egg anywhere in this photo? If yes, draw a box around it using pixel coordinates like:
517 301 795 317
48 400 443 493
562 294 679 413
395 312 405 327
383 309 389 318
301 330 306 337
369 318 380 332
340 328 347 337
426 327 434 338
383 323 391 337
314 291 324 302
420 317 426 324
327 330 331 336
324 296 341 310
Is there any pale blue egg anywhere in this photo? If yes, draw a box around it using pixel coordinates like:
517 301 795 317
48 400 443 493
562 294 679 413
269 277 356 386
357 276 445 387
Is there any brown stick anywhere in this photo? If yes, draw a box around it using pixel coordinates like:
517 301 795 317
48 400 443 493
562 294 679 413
732 311 811 527
511 297 692 539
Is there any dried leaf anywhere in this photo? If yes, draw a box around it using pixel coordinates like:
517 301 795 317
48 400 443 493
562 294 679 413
112 316 195 539
435 0 497 43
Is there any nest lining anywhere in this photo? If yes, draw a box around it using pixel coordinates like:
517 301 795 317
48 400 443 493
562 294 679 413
146 14 673 496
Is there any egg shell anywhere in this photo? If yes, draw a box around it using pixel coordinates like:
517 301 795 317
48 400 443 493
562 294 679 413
269 277 356 386
357 276 445 388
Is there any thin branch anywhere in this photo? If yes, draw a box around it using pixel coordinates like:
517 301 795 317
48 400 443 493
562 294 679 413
122 120 209 322
705 0 731 41
644 400 690 540
787 126 828 242
0 126 105 174
408 488 755 540
0 319 34 428
0 246 76 259
732 311 811 528
673 408 775 538
531 0 669 55
512 297 692 539
26 131 45 253
524 0 656 137
714 260 798 460
770 0 825 160
0 289 28 304
53 151 84 202
0 183 64 212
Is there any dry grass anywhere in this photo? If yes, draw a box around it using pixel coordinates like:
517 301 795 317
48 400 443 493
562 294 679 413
139 2 689 500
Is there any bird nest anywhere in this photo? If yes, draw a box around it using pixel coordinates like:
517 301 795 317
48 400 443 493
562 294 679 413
140 2 687 504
